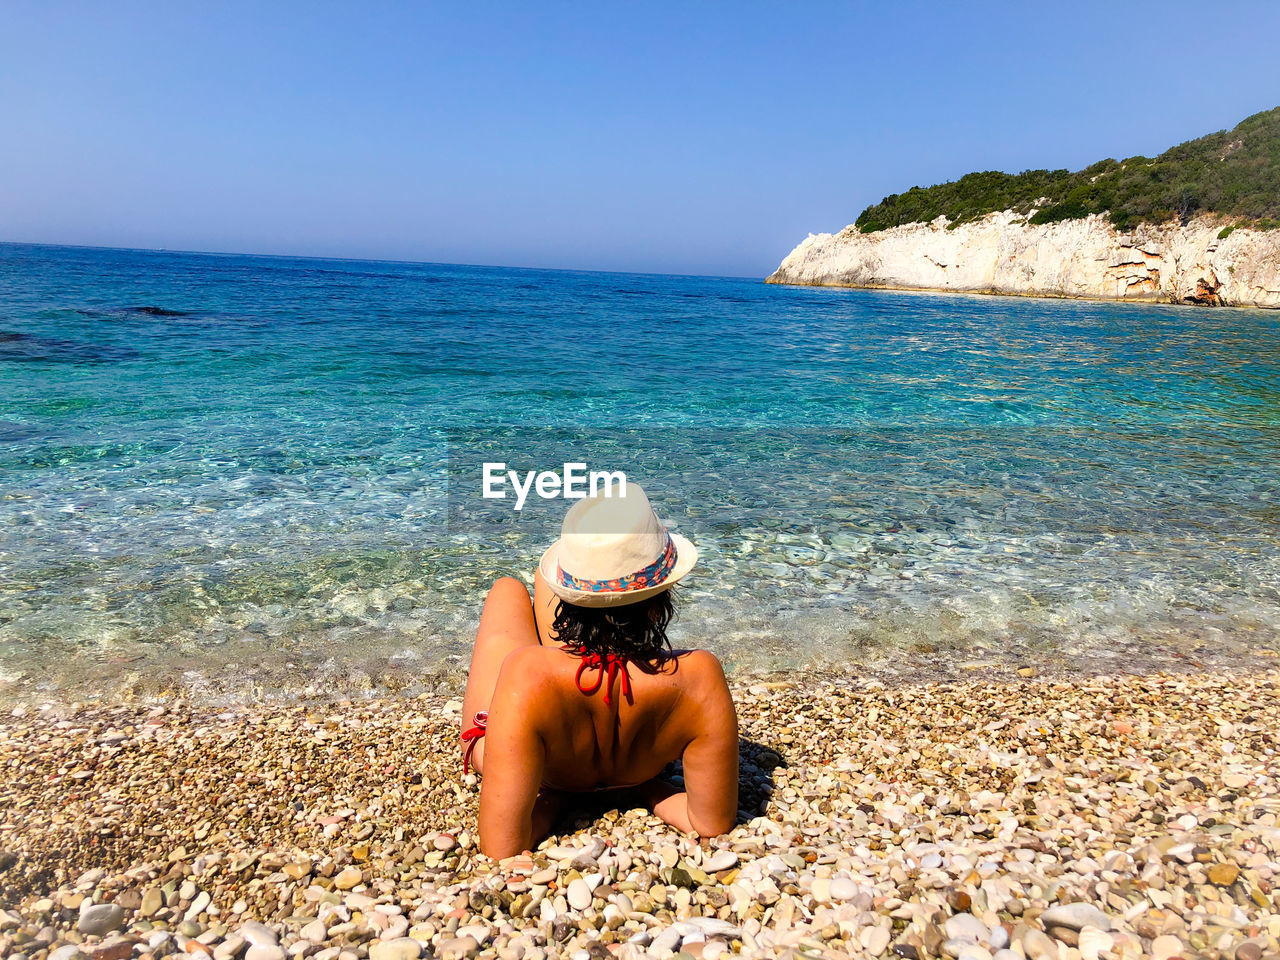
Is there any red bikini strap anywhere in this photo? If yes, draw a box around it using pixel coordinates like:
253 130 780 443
575 653 633 707
461 711 488 776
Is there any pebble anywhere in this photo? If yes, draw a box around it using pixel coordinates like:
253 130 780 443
1209 862 1240 885
569 839 603 870
703 850 738 873
244 946 286 960
76 904 125 937
368 939 422 960
333 868 363 891
829 877 858 901
237 921 278 947
944 914 989 943
89 939 134 960
863 925 891 955
1045 926 1079 948
184 891 211 923
437 936 479 960
1022 929 1059 960
566 878 593 911
139 888 163 918
1077 927 1114 960
455 924 489 944
1041 902 1111 932
1151 935 1184 960
650 926 683 953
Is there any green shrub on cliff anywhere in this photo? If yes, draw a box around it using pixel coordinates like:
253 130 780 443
856 106 1280 233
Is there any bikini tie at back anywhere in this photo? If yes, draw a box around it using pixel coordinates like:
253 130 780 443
461 711 488 776
574 652 633 706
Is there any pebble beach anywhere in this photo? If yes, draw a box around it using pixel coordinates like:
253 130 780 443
2 667 1278 960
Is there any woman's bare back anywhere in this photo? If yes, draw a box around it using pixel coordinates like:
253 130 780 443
491 645 731 791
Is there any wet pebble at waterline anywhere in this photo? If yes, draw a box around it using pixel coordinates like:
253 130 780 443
1 671 1279 959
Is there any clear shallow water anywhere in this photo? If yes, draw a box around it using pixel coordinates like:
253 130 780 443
1 242 1278 700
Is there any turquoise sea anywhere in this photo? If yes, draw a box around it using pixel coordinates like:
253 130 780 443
2 242 1278 701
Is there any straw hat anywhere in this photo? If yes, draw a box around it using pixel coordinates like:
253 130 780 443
538 484 697 607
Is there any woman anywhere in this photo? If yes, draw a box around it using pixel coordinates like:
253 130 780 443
460 484 739 859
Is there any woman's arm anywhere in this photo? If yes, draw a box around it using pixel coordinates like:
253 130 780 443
477 648 551 858
633 778 701 834
643 652 740 837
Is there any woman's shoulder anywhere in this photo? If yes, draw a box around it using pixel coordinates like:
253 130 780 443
666 648 726 678
645 649 729 698
487 646 568 713
495 643 562 681
671 649 730 695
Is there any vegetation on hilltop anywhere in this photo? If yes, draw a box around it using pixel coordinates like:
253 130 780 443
855 107 1280 234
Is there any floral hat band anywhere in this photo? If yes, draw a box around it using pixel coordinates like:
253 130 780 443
557 533 676 594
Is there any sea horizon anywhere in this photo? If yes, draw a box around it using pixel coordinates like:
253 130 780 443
0 240 761 285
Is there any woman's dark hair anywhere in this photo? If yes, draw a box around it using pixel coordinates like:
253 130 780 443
552 588 676 661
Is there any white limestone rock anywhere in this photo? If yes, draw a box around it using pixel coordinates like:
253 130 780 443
767 213 1280 309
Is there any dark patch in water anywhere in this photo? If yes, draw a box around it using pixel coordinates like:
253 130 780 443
0 330 138 364
0 420 38 442
126 305 191 316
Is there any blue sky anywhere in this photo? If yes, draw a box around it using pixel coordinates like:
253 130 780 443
2 2 1277 277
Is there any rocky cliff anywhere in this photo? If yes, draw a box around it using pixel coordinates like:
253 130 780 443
766 212 1280 308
